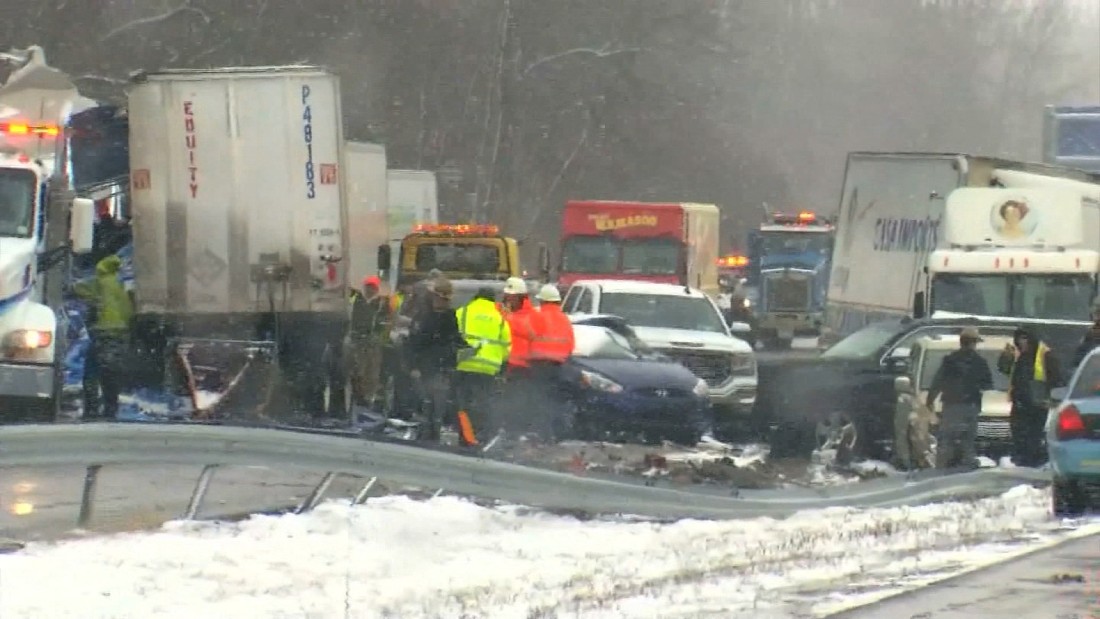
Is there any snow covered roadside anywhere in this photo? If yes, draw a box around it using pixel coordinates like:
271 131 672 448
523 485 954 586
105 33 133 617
0 486 1087 619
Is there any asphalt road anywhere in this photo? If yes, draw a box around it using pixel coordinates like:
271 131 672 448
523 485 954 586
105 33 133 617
832 531 1100 619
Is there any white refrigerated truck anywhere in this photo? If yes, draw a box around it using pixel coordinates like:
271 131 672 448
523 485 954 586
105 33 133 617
344 141 388 286
380 169 438 288
127 66 351 417
827 152 1100 336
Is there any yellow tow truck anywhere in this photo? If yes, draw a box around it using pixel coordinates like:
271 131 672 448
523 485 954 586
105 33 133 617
377 223 544 305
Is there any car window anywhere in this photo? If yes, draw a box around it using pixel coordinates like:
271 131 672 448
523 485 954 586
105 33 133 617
1070 354 1100 399
562 286 580 312
575 288 593 313
918 348 1007 391
821 321 906 359
891 327 957 356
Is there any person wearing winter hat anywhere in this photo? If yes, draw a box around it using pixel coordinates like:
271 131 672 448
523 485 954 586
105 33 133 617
998 325 1064 467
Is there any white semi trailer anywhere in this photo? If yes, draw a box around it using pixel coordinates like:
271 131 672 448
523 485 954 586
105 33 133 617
127 66 352 418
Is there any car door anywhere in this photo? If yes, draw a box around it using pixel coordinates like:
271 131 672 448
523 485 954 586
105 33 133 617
851 325 961 449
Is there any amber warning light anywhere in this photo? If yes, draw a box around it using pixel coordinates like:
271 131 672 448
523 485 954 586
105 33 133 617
0 122 60 137
414 223 500 236
717 255 749 268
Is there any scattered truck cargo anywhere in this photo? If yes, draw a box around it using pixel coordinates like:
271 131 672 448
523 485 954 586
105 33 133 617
127 66 352 418
557 200 720 297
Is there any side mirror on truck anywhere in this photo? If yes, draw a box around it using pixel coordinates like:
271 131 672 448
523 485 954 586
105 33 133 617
70 198 95 255
911 290 926 319
376 244 391 278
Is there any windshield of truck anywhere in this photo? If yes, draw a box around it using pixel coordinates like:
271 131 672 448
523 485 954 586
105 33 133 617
622 237 679 275
821 321 906 359
760 230 831 256
413 242 502 275
0 168 36 238
918 348 1008 391
599 292 727 333
931 273 1094 321
561 235 618 273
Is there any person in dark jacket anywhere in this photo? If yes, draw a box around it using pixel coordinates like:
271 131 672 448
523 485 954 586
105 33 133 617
1072 298 1100 369
997 325 1064 467
926 327 993 470
406 277 468 441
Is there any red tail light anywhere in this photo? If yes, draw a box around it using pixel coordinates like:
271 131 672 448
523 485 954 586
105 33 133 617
1057 405 1088 440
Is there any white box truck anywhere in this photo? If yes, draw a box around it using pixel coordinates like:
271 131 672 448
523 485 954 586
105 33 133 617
127 66 351 417
344 141 388 287
381 169 438 288
827 152 1100 337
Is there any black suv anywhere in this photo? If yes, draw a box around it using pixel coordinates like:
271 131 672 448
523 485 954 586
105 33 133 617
756 316 1088 458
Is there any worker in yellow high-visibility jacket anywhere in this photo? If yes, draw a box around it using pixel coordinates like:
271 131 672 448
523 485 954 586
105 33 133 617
454 287 511 445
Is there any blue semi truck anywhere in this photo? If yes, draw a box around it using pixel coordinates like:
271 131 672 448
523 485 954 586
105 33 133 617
746 211 834 350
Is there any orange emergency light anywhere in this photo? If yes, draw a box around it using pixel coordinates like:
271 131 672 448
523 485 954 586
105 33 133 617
413 223 501 236
717 255 749 268
0 122 59 137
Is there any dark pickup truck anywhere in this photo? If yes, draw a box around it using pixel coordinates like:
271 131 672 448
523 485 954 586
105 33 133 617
755 316 1088 459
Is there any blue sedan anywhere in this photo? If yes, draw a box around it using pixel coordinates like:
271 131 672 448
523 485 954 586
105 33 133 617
1047 347 1100 516
563 317 712 445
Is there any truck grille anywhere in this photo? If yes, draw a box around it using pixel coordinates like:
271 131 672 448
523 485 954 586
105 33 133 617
764 274 811 312
660 350 732 386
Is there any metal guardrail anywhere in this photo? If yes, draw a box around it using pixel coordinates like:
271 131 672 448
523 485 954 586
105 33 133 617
0 423 1052 523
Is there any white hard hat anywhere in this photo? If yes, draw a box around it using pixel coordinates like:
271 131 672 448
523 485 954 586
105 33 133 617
503 277 527 295
537 284 561 303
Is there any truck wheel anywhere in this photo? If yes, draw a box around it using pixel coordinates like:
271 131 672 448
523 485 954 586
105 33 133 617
774 337 792 350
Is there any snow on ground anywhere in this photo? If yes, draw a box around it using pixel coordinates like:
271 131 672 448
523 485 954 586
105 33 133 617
0 485 1091 619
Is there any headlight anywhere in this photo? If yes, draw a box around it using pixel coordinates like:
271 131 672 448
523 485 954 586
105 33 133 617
693 378 709 397
580 369 623 394
730 352 756 375
741 298 751 308
5 329 52 350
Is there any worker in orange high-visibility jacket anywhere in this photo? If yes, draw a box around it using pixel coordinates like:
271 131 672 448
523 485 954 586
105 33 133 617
500 277 538 372
498 277 541 437
530 284 575 363
525 284 576 440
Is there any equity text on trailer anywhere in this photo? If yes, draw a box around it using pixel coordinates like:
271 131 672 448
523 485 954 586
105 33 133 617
127 66 352 418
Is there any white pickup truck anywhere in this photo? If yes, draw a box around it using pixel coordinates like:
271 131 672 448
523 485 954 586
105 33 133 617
559 279 758 417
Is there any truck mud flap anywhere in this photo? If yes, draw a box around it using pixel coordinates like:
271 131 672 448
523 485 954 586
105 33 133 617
172 337 282 422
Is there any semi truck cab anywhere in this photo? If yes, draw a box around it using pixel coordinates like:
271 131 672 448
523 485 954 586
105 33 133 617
912 187 1099 322
0 126 94 420
748 210 834 349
